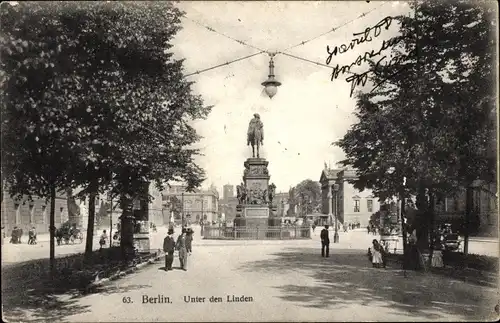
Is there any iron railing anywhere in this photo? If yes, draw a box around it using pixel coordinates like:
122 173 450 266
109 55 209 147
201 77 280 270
202 225 311 240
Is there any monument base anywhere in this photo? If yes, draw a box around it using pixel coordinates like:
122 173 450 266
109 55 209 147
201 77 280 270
133 233 150 254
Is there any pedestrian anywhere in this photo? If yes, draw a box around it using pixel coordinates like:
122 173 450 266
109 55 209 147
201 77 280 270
163 228 176 271
185 228 193 254
311 223 316 233
431 241 444 268
320 225 330 258
28 226 37 245
176 228 188 271
371 239 384 268
99 230 107 249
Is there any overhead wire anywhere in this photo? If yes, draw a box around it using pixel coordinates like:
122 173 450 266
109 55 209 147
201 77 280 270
184 51 265 78
183 2 388 78
184 15 268 53
278 52 334 70
278 52 356 75
279 1 388 53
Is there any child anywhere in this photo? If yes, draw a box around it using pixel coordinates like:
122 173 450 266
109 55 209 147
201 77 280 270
99 230 107 249
431 242 444 268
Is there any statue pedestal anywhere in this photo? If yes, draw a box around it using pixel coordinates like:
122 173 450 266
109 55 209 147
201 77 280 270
233 157 278 239
245 206 269 238
243 158 270 205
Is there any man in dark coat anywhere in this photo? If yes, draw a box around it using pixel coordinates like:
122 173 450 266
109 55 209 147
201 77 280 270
176 228 188 271
185 228 193 254
163 228 176 271
320 225 330 257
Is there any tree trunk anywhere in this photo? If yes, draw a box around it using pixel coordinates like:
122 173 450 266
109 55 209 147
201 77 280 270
463 185 473 257
415 185 430 251
400 194 408 270
84 187 97 263
428 191 435 269
49 184 56 277
120 195 135 264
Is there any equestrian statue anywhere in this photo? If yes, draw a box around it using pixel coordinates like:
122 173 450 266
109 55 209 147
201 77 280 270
247 113 264 158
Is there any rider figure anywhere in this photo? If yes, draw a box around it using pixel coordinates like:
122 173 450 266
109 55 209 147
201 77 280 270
247 113 264 157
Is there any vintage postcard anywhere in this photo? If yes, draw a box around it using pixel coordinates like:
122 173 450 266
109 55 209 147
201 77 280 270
1 1 499 322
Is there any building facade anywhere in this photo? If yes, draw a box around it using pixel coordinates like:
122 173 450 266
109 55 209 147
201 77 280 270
1 191 69 234
162 185 219 224
435 181 498 237
320 167 380 227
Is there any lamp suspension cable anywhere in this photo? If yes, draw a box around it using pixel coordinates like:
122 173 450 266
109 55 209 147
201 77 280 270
183 3 387 79
184 16 267 53
184 51 265 78
279 1 388 53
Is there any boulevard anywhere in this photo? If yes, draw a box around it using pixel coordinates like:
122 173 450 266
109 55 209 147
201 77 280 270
1 226 498 265
2 229 498 322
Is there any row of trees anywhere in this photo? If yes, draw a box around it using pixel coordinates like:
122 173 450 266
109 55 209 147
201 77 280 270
1 2 210 272
336 0 496 258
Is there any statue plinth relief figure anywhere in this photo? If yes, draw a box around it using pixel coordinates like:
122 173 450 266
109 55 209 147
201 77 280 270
236 182 248 205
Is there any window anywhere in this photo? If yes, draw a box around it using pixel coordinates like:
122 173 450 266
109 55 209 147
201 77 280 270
367 199 373 213
353 200 360 212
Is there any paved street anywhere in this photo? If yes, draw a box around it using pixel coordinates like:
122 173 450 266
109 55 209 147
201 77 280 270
3 230 498 322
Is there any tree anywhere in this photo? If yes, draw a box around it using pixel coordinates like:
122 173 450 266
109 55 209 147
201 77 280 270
287 187 297 216
336 0 496 260
1 2 210 266
293 180 322 216
168 195 183 221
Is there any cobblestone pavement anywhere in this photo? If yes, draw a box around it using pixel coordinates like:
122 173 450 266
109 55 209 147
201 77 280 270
2 230 498 322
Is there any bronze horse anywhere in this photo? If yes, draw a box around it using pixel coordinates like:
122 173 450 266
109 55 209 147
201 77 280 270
247 114 264 158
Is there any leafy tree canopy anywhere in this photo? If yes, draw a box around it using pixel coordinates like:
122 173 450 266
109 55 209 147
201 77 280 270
1 1 212 203
336 0 496 207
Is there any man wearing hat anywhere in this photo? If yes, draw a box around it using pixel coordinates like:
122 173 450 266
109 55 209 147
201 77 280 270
176 228 189 271
163 228 176 271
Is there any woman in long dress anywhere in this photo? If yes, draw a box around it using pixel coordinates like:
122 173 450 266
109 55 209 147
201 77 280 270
371 239 384 268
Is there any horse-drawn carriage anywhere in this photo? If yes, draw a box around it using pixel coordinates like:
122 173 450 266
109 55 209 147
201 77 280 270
56 222 83 245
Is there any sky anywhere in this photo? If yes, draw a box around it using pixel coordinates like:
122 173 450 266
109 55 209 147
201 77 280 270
170 1 412 194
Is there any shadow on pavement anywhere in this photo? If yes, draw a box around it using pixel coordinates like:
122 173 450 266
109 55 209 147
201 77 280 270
1 252 154 322
238 247 498 321
2 276 151 322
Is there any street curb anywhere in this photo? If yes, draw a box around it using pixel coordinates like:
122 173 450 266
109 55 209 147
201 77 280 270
84 252 164 294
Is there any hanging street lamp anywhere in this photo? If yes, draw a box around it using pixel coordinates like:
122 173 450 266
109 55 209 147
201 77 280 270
261 52 281 99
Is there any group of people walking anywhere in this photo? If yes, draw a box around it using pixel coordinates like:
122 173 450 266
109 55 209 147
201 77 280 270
163 227 194 271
